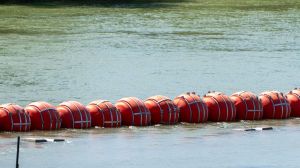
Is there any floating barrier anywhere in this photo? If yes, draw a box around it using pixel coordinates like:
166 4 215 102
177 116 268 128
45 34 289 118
0 104 31 132
286 88 300 117
173 92 208 123
115 97 151 126
25 101 61 130
86 100 122 127
0 89 300 132
144 95 179 125
23 137 65 143
203 92 236 122
259 91 291 119
57 101 91 129
230 91 263 120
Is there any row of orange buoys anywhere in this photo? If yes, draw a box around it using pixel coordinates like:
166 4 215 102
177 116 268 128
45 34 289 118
0 89 299 132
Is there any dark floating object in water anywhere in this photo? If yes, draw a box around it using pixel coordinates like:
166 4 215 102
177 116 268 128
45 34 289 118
49 138 65 142
261 127 273 130
244 127 273 131
234 127 273 131
23 138 65 143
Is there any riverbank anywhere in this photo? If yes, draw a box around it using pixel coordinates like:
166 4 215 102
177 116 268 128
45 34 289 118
1 0 299 8
0 0 184 6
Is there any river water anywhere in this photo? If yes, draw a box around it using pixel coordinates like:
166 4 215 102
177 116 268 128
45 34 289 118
0 0 300 167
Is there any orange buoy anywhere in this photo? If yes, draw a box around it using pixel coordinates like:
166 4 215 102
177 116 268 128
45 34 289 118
25 101 61 130
57 101 91 129
203 92 236 122
259 91 291 119
173 92 208 123
286 88 300 117
230 91 263 120
115 97 151 126
0 104 31 132
86 100 122 127
144 95 179 125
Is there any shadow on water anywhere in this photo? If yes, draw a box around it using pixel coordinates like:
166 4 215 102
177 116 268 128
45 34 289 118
0 0 188 8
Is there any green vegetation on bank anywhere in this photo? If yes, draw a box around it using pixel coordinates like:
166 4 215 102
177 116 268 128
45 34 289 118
1 0 300 7
0 0 185 5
